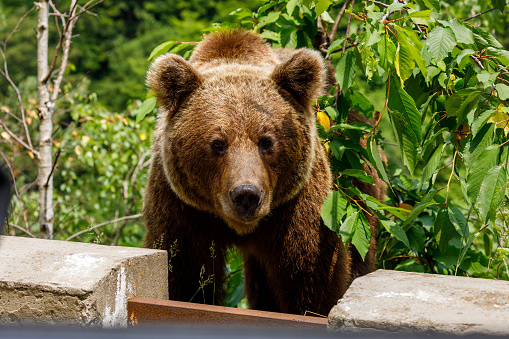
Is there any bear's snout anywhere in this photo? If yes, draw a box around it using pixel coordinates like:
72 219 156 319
229 184 263 219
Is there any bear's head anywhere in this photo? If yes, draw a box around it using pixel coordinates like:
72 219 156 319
147 38 327 235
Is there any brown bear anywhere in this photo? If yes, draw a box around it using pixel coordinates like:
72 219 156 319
143 30 383 315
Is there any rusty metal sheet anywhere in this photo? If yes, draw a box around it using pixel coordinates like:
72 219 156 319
127 297 327 330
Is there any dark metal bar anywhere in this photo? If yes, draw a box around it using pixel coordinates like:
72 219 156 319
127 297 328 330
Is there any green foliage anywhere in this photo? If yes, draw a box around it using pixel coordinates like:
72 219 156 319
2 79 153 247
241 0 509 279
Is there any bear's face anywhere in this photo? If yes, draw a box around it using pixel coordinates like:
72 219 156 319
148 50 325 235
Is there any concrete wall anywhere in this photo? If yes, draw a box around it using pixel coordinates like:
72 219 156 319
0 236 168 327
328 269 509 335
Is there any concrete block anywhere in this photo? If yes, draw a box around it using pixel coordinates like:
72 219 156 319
0 236 168 327
328 269 509 335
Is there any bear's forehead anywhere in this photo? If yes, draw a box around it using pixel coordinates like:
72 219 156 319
199 63 273 84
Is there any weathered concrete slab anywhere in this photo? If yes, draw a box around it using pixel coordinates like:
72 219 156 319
0 235 168 327
328 269 509 335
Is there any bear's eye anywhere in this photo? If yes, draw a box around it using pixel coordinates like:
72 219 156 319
259 136 275 153
210 139 227 155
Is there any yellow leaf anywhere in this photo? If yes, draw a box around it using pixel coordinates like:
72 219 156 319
74 145 82 155
317 111 330 130
28 109 39 119
139 133 147 141
53 140 61 147
28 99 37 107
82 135 90 144
1 105 10 113
72 130 78 139
1 131 10 140
399 203 414 217
488 108 509 136
27 151 34 159
25 117 32 125
100 119 107 124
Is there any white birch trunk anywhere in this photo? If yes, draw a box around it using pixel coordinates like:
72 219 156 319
36 0 53 239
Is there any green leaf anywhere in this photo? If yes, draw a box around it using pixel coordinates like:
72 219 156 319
477 70 499 88
136 97 157 123
349 90 374 118
477 166 506 223
407 224 425 253
280 29 298 48
321 190 348 232
467 145 499 205
396 28 428 81
459 250 489 274
341 169 374 184
325 106 338 120
329 139 345 160
378 34 397 71
147 41 175 62
395 258 425 272
260 30 279 41
408 10 431 19
473 28 504 49
326 38 345 59
366 27 382 47
335 50 356 91
257 1 278 15
449 206 468 239
456 49 475 68
419 144 444 189
256 11 281 30
387 2 406 12
471 109 496 136
367 137 391 186
338 213 356 247
440 20 474 45
351 213 372 260
315 0 333 17
388 75 422 174
435 208 458 253
426 26 457 62
486 47 509 66
286 0 299 15
381 219 411 248
395 35 416 83
444 89 480 129
492 0 507 11
402 189 436 228
496 83 509 100
423 0 440 11
483 232 493 257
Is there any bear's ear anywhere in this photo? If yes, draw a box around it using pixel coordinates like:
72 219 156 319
147 54 203 116
271 49 326 109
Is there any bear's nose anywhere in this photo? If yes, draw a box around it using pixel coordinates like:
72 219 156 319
229 185 263 213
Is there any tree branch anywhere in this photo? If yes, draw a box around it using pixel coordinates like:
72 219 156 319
44 1 78 88
0 48 36 153
341 0 355 57
0 150 30 232
2 6 36 47
329 0 353 43
0 121 40 158
463 7 495 22
66 214 143 241
7 222 36 238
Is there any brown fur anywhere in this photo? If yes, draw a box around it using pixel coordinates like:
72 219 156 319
143 30 381 315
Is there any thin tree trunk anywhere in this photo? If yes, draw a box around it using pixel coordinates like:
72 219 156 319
36 0 53 239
